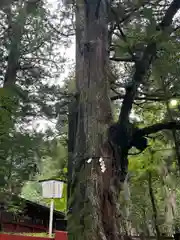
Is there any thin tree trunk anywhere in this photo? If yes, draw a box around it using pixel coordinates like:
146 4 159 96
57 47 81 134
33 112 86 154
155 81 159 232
142 207 150 236
147 171 160 240
67 96 78 201
160 80 177 233
3 1 33 88
160 165 176 234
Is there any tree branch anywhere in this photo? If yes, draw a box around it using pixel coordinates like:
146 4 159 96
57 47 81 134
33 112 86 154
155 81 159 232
118 0 180 125
110 7 136 60
159 0 180 29
137 121 180 137
111 94 180 102
110 56 134 62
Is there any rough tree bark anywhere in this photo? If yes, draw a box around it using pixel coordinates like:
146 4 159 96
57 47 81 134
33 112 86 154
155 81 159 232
68 0 122 240
147 170 160 240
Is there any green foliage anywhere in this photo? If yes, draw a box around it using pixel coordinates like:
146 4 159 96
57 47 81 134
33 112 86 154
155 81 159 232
124 100 179 235
0 0 72 211
22 139 68 212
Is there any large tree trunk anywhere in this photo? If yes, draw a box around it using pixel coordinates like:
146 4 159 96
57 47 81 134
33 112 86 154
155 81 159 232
68 1 122 239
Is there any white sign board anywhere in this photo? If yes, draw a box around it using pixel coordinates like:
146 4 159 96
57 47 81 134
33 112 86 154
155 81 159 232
41 180 64 199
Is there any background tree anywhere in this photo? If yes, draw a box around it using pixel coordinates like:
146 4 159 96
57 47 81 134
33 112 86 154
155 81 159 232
0 0 73 208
